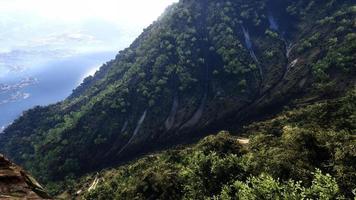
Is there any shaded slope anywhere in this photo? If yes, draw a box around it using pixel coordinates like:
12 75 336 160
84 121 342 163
70 90 356 199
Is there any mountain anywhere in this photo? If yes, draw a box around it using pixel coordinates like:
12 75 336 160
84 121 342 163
70 90 356 199
0 154 51 199
0 0 355 197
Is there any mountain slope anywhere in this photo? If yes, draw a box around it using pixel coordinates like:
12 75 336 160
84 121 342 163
68 90 356 199
0 0 355 187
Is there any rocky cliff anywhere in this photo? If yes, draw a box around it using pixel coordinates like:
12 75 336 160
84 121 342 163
0 154 51 199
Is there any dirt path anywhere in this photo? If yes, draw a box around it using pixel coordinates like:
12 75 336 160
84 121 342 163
237 138 250 145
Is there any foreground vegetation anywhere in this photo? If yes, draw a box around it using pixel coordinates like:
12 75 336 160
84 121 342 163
62 90 356 199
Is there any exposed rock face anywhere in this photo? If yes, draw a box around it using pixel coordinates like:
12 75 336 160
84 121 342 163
0 154 51 199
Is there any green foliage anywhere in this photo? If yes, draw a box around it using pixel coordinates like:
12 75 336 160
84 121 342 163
196 131 244 155
217 170 343 200
243 90 356 197
81 132 246 200
181 151 244 199
78 91 356 199
312 33 356 83
306 169 341 199
265 30 279 39
0 1 354 198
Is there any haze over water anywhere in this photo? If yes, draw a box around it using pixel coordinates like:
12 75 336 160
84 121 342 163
0 0 178 131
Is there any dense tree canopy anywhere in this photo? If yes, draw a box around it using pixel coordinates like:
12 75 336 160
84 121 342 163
75 90 355 199
0 1 354 198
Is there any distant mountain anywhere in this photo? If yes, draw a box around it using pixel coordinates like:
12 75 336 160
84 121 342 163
0 0 355 196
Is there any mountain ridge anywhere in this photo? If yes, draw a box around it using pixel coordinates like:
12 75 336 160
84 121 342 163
0 0 355 195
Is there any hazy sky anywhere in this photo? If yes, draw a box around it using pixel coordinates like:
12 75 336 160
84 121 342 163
0 0 178 131
0 0 178 75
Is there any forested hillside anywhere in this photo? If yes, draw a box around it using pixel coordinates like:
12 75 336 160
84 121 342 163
72 90 355 199
0 0 355 198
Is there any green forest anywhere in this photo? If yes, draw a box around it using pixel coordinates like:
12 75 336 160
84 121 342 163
0 0 355 199
60 89 355 199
